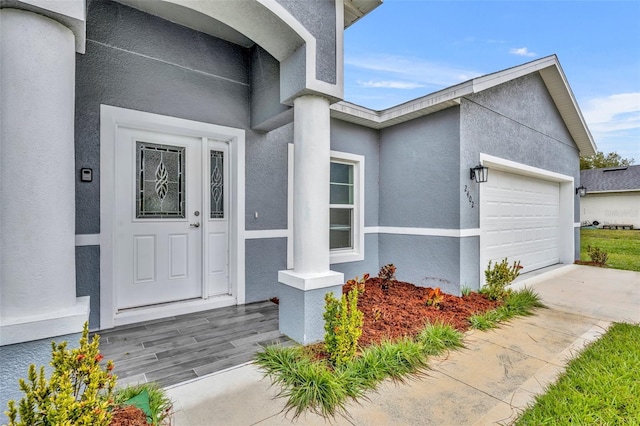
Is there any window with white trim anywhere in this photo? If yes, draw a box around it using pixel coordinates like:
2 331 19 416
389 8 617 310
330 151 364 264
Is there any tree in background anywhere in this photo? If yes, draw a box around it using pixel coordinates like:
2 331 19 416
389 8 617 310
580 151 635 170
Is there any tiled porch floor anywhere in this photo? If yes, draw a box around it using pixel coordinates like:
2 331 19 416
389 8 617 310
93 301 290 388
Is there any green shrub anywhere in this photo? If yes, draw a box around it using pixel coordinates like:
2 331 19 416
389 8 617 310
587 245 609 266
460 286 472 297
5 323 116 426
481 258 522 300
323 286 364 368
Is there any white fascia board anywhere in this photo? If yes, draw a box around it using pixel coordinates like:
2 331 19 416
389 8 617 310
538 63 597 157
330 81 472 129
331 55 596 158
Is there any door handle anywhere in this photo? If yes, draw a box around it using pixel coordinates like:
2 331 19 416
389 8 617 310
190 222 201 228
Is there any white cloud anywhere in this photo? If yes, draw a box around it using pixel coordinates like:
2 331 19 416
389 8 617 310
357 80 425 89
345 54 481 88
509 47 537 57
582 92 640 159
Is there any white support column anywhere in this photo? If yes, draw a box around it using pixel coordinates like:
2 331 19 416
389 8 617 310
278 95 344 344
294 95 331 273
0 8 88 346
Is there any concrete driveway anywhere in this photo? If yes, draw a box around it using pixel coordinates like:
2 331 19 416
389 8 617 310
512 264 640 323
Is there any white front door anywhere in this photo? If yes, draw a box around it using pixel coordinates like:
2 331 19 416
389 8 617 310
115 127 229 309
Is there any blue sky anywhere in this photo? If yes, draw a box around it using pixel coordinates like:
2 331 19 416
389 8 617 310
343 0 640 162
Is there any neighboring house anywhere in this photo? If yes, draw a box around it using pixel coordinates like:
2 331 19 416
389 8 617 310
580 166 640 228
0 0 596 408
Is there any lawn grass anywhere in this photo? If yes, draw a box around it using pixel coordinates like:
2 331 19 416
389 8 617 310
580 228 640 271
516 322 640 425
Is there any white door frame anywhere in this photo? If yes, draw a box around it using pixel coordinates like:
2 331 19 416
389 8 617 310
478 153 575 285
100 105 245 329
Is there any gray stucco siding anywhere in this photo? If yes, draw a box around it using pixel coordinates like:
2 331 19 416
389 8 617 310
331 233 379 281
459 236 481 291
466 73 573 145
250 46 291 129
1 332 81 423
276 0 337 84
378 234 461 295
86 0 250 85
245 238 287 303
76 245 101 330
245 124 291 231
379 107 461 229
330 118 380 227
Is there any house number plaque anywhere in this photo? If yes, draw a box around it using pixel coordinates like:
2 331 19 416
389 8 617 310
463 185 475 208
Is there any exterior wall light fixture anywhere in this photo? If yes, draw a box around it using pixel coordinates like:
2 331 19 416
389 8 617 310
576 185 587 197
470 164 489 183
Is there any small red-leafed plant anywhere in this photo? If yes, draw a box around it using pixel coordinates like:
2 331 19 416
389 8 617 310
345 273 368 296
5 322 116 426
378 264 397 291
425 287 444 309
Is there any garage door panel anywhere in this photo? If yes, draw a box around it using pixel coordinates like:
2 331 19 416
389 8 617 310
481 169 560 274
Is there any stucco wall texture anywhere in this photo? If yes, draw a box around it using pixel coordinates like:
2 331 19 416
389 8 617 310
1 333 81 423
277 0 337 84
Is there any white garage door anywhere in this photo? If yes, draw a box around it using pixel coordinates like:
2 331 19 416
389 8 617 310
481 169 560 274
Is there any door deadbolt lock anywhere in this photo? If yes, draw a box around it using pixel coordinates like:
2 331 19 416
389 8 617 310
194 211 200 217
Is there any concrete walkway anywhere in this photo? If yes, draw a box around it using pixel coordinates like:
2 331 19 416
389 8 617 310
165 265 639 425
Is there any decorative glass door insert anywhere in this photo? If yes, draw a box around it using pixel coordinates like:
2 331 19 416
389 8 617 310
210 150 224 219
136 141 185 218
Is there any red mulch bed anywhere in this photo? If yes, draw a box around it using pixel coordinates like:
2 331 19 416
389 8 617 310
110 405 150 426
347 277 501 347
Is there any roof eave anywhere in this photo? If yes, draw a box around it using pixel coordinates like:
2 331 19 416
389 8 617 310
537 59 597 157
332 55 598 157
344 0 383 28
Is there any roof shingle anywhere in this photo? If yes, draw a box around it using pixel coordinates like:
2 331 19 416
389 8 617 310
580 165 640 192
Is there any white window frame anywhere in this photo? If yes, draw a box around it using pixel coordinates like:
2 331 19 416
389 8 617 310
329 150 365 264
286 146 365 267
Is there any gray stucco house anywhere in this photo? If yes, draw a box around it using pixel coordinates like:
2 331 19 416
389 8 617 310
1 0 596 408
580 165 640 228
